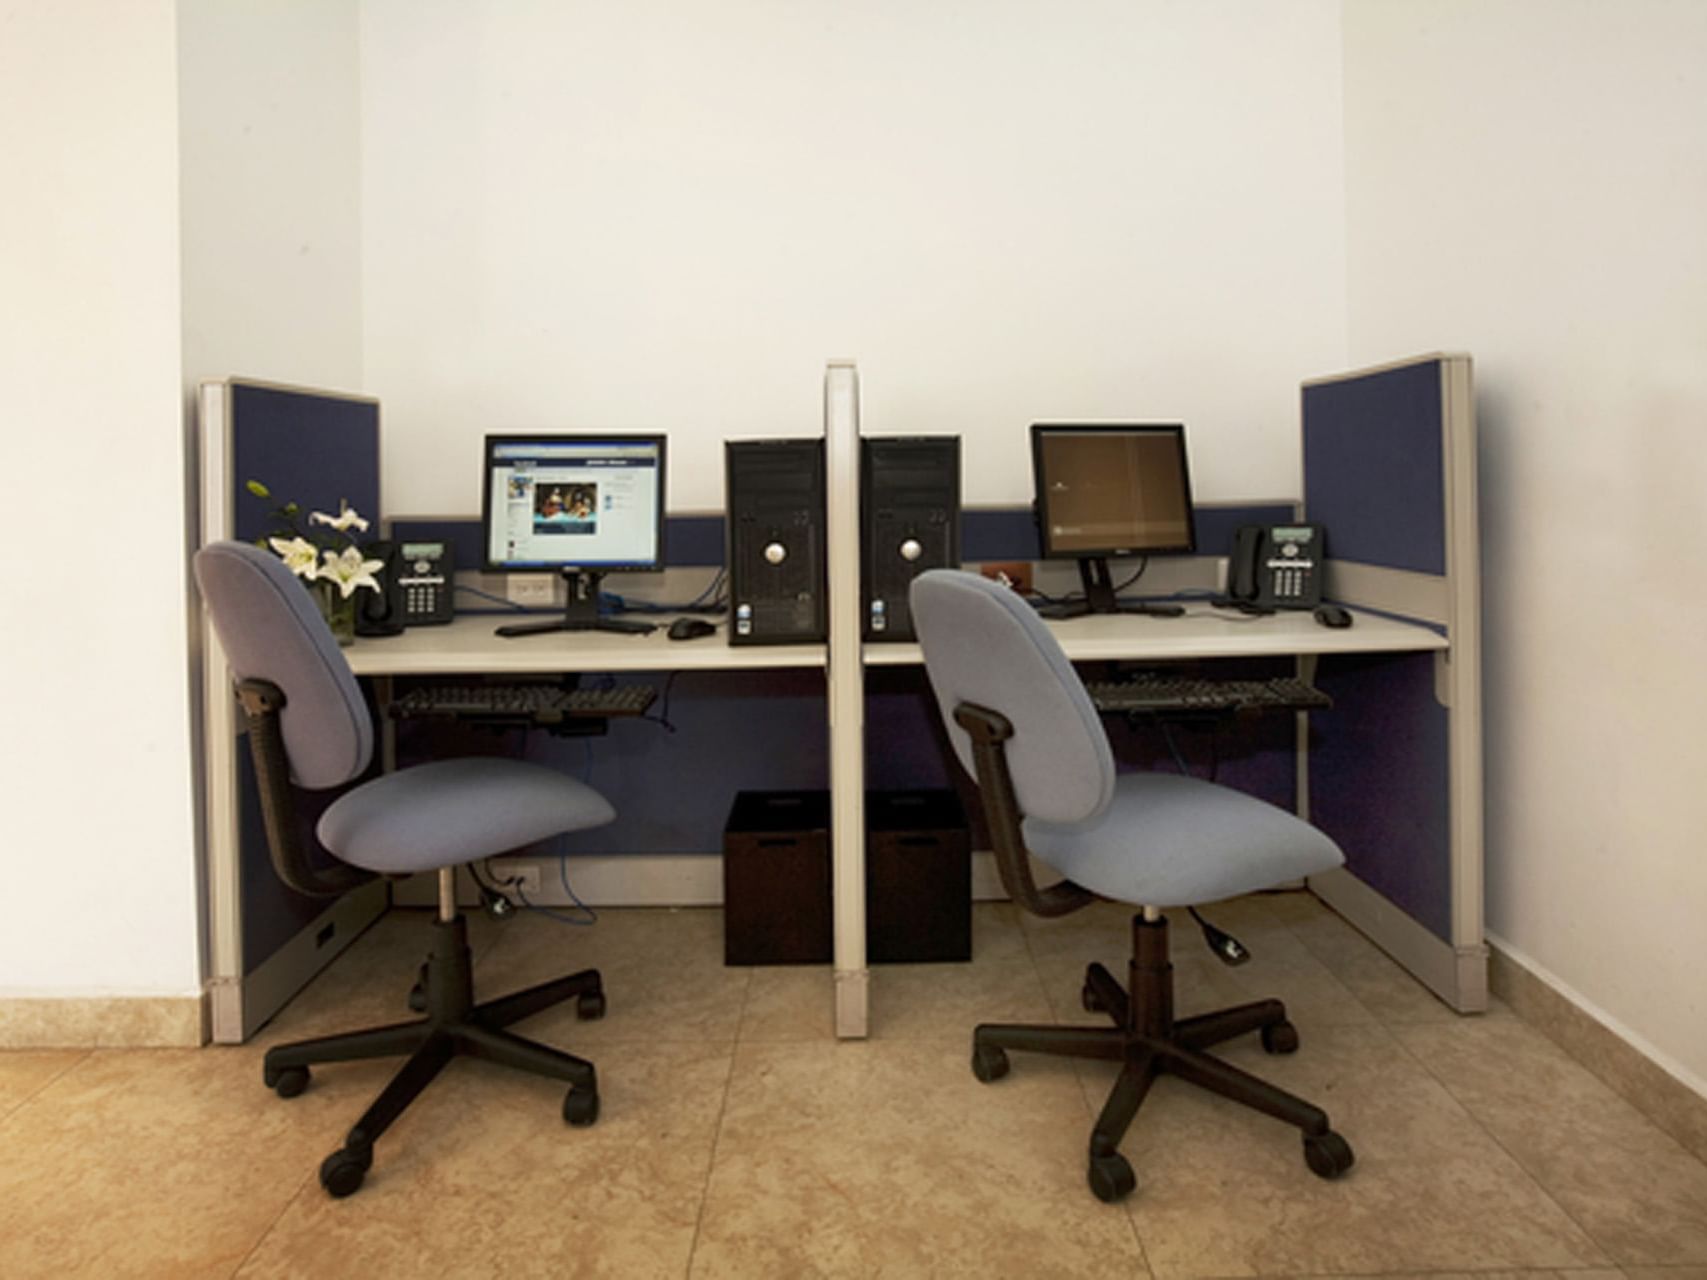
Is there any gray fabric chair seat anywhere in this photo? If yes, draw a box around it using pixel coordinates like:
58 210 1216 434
1025 770 1343 908
319 757 616 874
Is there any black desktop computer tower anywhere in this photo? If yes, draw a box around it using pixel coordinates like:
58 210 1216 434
860 435 961 641
726 438 828 645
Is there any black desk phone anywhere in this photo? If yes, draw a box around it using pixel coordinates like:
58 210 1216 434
1226 523 1324 611
356 540 456 635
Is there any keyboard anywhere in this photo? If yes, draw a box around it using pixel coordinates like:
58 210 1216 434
388 683 657 722
1084 674 1331 716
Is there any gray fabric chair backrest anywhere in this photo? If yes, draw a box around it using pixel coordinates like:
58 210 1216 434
194 540 374 790
910 569 1114 827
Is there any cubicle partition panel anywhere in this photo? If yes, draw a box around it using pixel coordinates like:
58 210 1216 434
1300 353 1485 1011
198 378 390 1043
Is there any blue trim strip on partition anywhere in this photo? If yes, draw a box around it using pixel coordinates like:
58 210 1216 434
392 503 1298 570
1303 361 1447 577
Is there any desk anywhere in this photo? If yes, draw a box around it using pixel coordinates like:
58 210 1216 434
332 599 1466 1038
199 356 1481 1043
345 617 824 678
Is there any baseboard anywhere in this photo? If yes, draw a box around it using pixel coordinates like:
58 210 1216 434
1487 934 1707 1166
0 992 208 1049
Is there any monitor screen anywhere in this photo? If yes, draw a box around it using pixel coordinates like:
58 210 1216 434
481 434 667 573
1030 423 1196 559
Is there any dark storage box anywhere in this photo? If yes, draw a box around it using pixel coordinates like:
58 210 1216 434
723 790 832 965
722 788 972 966
866 789 971 963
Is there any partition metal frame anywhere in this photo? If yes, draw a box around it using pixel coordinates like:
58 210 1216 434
197 378 389 1044
1298 352 1485 1011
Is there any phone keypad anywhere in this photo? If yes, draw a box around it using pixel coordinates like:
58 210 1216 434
1267 558 1314 600
401 575 447 621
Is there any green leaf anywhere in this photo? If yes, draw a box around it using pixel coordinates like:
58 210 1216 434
245 479 271 499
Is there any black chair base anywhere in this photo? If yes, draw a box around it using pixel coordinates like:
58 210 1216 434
261 913 603 1198
971 912 1354 1202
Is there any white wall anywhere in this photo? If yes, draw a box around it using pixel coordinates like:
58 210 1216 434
178 0 365 391
359 0 1349 516
1343 0 1707 1086
0 0 199 995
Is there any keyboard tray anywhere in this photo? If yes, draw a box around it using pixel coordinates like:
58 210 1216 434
1083 674 1331 716
388 683 657 723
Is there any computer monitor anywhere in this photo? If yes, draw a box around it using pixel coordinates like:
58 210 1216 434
1029 422 1196 618
481 433 667 636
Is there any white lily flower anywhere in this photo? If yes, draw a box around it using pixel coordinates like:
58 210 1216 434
268 536 321 579
309 501 371 534
319 546 386 599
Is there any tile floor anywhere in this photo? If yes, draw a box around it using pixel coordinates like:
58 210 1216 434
3 891 1706 1278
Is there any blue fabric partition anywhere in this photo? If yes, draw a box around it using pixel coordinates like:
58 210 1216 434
223 383 381 971
1309 652 1452 941
395 503 1299 586
231 383 380 547
1303 361 1445 576
1301 357 1457 946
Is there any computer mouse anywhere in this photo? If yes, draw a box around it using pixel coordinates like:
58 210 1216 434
667 617 717 641
1313 603 1353 629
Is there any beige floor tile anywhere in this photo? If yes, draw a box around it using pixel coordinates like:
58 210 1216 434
867 954 1056 1040
0 1044 379 1279
1392 1015 1707 1265
236 1040 732 1279
691 1038 1149 1278
0 1048 86 1115
476 905 752 1048
9 895 1701 1278
738 964 839 1042
1284 904 1465 1025
1083 1022 1608 1276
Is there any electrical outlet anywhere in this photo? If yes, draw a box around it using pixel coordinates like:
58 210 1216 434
506 574 555 607
979 561 1033 593
491 860 542 898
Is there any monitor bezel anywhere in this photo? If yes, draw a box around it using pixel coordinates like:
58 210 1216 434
480 432 669 575
1029 422 1197 560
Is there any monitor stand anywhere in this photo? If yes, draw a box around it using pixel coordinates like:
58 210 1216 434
1036 557 1185 620
495 570 657 637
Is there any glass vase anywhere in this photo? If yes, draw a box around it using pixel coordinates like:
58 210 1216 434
313 579 358 647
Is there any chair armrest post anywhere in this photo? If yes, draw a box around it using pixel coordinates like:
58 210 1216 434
952 702 1096 919
234 678 373 899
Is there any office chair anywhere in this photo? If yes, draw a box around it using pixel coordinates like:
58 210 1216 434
909 569 1355 1202
194 540 615 1198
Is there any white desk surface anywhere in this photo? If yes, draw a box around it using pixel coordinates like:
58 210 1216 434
344 615 825 677
866 605 1446 667
345 605 1442 677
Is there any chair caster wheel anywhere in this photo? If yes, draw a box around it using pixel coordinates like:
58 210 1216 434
265 1064 310 1098
1304 1130 1355 1179
577 990 606 1020
1261 1020 1300 1055
1088 1151 1136 1203
970 1044 1009 1083
1081 982 1107 1014
408 962 428 1012
319 1144 373 1198
563 1089 600 1127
